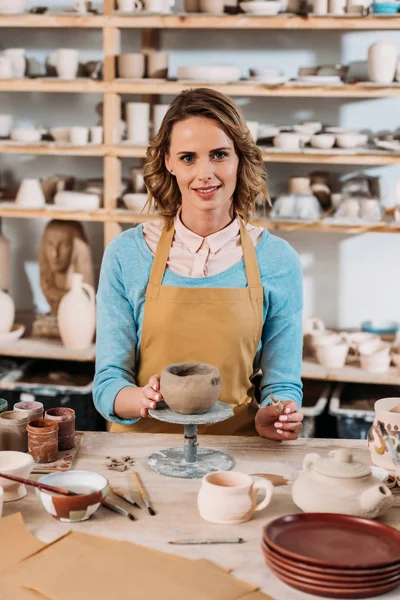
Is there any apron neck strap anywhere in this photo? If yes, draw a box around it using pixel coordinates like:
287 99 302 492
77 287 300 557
148 218 262 288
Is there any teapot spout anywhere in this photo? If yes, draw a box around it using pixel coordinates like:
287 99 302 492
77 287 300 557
360 484 393 518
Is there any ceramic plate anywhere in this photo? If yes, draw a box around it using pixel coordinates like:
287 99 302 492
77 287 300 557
264 513 400 568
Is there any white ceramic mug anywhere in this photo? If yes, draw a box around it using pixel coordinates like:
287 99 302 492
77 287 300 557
198 471 273 524
315 340 349 369
328 0 346 13
147 52 169 79
117 0 143 10
15 179 46 208
126 102 150 144
70 126 89 145
2 48 25 78
90 126 103 144
55 49 79 80
143 0 171 12
118 53 145 79
313 0 328 13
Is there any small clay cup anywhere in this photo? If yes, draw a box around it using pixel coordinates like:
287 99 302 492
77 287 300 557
0 410 29 452
45 407 75 451
27 419 58 464
14 400 44 422
160 362 221 415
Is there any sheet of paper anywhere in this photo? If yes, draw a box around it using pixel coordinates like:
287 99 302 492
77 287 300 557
0 513 46 573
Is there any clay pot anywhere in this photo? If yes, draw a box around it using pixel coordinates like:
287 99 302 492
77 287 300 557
0 410 29 452
368 42 397 85
14 400 44 422
160 362 221 415
57 273 96 350
198 471 273 524
146 52 169 79
0 289 14 334
55 49 79 80
45 407 75 451
27 419 58 463
117 53 145 79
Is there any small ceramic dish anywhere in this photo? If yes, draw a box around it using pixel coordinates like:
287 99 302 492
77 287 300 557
37 470 109 522
362 320 400 336
310 134 336 150
0 451 34 501
54 190 100 211
239 1 281 14
0 323 25 349
122 193 148 212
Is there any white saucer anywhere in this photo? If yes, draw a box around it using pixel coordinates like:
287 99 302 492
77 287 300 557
0 324 25 349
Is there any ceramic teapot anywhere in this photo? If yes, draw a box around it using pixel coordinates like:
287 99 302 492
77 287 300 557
292 449 393 519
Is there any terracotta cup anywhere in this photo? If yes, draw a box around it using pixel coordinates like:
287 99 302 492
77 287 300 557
27 419 58 463
118 53 145 79
146 52 169 79
45 407 75 451
198 471 274 524
0 410 29 452
13 400 44 422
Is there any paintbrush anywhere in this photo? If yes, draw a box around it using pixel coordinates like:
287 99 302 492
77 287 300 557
0 472 79 496
378 421 400 477
103 499 135 521
132 471 156 516
169 538 244 545
268 393 284 415
109 486 141 509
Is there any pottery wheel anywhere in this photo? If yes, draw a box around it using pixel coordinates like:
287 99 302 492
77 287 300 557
148 401 235 479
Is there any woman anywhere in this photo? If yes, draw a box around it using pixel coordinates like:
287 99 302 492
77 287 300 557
94 88 303 439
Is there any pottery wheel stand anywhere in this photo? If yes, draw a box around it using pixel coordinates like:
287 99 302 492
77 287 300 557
148 401 234 479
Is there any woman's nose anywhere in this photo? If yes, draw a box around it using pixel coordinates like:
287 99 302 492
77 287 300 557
196 159 214 182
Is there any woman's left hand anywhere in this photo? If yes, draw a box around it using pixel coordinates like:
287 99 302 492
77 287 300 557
255 400 303 441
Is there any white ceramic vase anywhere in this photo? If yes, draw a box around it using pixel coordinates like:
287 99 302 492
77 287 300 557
57 273 96 350
0 221 10 292
2 49 26 78
16 179 46 208
368 42 397 85
0 289 15 334
55 49 79 80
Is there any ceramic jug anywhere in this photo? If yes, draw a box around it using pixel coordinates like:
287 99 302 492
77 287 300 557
292 449 393 519
57 273 96 350
368 42 397 85
16 179 46 208
0 289 15 334
198 471 273 524
0 221 11 292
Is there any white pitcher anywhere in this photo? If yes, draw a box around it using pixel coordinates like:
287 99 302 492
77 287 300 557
368 42 397 85
0 289 15 334
58 273 96 350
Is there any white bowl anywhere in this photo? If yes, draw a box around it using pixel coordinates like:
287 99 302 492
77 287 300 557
37 470 109 523
294 122 323 135
315 342 349 369
50 127 70 143
273 132 301 151
336 132 361 149
0 323 25 349
258 124 281 138
122 193 148 212
54 191 100 211
0 451 34 501
177 65 241 83
310 134 336 150
10 128 42 143
239 1 281 14
360 352 391 373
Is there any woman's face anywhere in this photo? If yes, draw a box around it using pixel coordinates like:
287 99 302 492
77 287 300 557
165 116 239 220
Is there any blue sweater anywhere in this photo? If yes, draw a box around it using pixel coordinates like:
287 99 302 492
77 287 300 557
93 224 303 425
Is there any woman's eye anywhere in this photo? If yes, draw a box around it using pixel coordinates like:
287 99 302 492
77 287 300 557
212 151 228 160
180 154 194 163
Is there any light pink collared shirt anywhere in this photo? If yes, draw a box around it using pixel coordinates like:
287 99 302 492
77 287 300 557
143 214 264 278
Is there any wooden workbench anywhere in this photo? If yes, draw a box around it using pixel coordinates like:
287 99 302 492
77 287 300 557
3 434 400 600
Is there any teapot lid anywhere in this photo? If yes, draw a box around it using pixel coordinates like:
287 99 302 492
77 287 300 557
314 449 371 479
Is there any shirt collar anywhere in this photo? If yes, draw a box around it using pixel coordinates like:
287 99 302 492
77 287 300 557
174 210 240 254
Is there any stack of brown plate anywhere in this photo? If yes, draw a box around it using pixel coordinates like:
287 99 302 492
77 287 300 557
262 513 400 598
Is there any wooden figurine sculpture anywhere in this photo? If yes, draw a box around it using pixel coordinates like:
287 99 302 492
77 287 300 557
33 220 94 338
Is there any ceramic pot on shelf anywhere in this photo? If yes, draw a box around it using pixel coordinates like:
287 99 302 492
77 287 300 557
0 289 14 334
368 42 397 85
57 273 96 350
55 49 79 80
2 49 26 78
0 220 11 292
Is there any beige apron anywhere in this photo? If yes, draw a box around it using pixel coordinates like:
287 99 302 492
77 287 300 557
111 219 263 435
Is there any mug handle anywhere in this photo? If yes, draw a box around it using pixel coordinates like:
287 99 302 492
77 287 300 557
252 480 273 512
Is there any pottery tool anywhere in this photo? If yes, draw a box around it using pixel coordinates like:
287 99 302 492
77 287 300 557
169 538 245 545
102 499 135 521
250 473 289 487
378 421 400 477
268 394 284 415
109 485 141 509
0 472 79 496
132 471 156 516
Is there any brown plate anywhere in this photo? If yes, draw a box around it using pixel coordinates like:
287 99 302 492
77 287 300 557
264 554 400 590
268 563 400 599
264 513 400 569
263 543 400 583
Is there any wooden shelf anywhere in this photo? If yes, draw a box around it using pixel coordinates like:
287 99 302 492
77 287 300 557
303 357 400 386
0 336 95 362
0 78 105 93
111 79 400 98
0 143 105 156
0 206 109 222
0 13 106 28
110 14 400 30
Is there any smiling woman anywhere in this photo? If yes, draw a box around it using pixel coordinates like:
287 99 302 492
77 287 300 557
93 88 304 439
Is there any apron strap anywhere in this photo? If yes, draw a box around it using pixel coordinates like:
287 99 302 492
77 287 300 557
238 219 262 290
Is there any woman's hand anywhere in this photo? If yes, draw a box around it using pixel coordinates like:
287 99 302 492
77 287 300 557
140 375 163 418
255 400 303 441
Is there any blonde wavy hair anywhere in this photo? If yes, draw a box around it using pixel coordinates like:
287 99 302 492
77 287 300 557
143 88 270 228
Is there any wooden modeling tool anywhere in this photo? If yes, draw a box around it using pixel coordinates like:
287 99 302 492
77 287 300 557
109 486 141 509
378 421 400 477
103 499 135 521
0 472 79 496
268 394 284 415
132 471 156 516
169 538 244 545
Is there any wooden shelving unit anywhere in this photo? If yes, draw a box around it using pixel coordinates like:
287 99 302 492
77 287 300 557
0 336 95 362
1 5 399 368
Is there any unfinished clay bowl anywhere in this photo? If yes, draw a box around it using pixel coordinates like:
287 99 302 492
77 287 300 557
160 362 221 415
